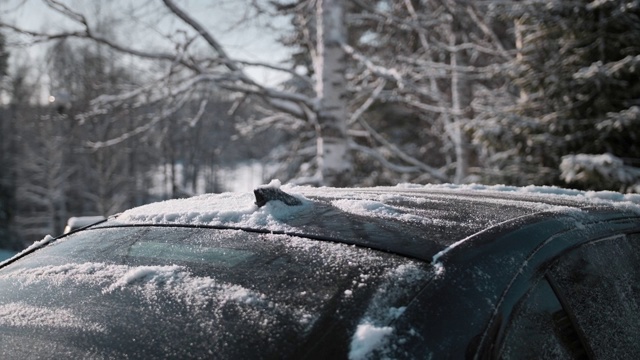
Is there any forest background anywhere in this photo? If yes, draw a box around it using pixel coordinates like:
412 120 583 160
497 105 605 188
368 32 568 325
0 0 639 250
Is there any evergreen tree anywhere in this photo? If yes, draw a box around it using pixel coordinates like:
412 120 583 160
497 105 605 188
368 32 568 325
478 0 640 190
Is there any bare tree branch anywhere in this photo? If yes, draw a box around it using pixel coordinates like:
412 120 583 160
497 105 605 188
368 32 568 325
161 0 242 74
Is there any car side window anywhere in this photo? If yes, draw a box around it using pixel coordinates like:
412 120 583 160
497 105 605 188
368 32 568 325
548 234 640 360
497 277 588 359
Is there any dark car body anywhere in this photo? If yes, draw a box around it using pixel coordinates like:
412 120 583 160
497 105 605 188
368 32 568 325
1 184 639 359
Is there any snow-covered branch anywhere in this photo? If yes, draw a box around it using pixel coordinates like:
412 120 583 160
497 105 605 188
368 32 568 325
561 153 640 192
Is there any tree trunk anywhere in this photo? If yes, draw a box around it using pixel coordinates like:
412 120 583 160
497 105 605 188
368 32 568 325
514 18 528 102
450 29 472 184
314 0 351 186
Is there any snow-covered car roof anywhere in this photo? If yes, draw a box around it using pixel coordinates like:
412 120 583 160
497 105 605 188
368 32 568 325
2 182 640 359
96 181 640 262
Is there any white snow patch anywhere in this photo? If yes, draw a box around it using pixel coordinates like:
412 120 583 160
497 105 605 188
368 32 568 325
397 183 640 212
1 262 260 308
0 302 105 332
114 187 311 231
258 179 282 189
64 216 106 233
105 264 185 292
347 263 430 360
349 323 394 360
331 198 454 226
431 235 474 269
332 199 406 218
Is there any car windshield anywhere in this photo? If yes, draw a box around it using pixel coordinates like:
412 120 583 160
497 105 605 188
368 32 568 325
0 226 433 358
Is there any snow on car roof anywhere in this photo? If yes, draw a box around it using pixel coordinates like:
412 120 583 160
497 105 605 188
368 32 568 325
103 181 640 261
406 183 640 206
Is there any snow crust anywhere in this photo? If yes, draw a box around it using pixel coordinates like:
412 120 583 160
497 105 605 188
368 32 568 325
112 180 640 235
398 183 640 210
1 262 260 307
409 183 640 276
331 198 454 226
0 302 105 332
115 189 311 231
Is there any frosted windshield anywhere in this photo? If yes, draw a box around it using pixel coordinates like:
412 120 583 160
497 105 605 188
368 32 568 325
0 226 432 358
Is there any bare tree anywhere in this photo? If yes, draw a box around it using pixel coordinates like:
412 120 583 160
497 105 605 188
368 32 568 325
341 0 512 183
0 0 517 187
14 110 73 237
0 0 359 185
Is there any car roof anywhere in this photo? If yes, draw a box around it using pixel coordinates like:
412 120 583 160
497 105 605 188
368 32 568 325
97 183 640 262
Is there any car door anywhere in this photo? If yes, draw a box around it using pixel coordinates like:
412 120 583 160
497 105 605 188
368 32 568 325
497 233 640 359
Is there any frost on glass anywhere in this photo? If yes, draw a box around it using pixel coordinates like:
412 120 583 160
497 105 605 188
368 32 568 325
348 263 433 359
498 278 578 359
549 234 640 359
0 226 426 358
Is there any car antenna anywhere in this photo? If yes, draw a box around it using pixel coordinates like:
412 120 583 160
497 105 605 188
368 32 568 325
254 187 302 208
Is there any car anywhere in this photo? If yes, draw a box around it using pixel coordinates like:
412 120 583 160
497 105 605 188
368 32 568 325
1 182 639 359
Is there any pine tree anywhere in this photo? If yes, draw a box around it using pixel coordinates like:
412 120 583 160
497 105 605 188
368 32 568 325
480 0 640 190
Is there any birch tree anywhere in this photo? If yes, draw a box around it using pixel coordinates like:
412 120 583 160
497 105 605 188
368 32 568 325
0 0 360 186
330 0 511 183
312 0 352 185
1 0 518 187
